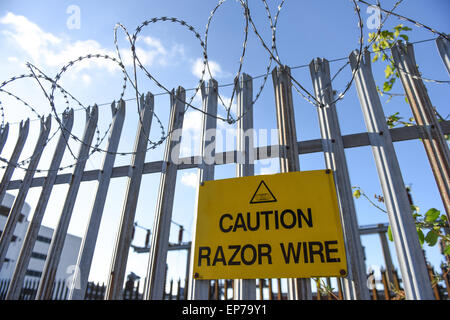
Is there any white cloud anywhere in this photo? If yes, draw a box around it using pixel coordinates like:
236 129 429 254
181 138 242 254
179 110 202 157
192 58 228 79
0 12 118 72
81 74 92 85
1 12 60 65
137 36 185 67
182 110 203 134
0 12 185 75
260 166 278 175
259 158 279 175
120 36 173 67
181 172 198 188
140 36 167 55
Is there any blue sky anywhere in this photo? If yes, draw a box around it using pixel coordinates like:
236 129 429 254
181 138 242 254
0 0 449 292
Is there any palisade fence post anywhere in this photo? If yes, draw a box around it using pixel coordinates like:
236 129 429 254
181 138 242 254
18 280 25 300
0 279 10 299
177 279 181 300
187 79 218 300
233 73 257 300
6 110 74 300
391 42 450 218
337 277 343 300
381 269 390 300
184 246 191 300
145 87 186 300
309 58 369 300
32 279 38 299
63 284 69 300
0 116 51 270
55 280 62 300
436 35 450 75
68 101 126 300
223 279 228 300
36 106 99 300
349 49 434 300
378 225 395 286
0 123 9 154
271 65 312 300
105 93 154 300
276 278 282 300
0 119 29 205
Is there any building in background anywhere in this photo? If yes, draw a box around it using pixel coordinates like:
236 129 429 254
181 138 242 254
0 193 81 283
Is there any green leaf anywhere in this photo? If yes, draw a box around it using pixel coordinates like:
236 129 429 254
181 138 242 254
444 245 450 255
383 81 393 92
372 54 379 63
381 30 390 38
400 34 409 41
353 189 361 199
391 111 400 118
424 230 438 246
394 24 404 31
425 208 440 223
387 225 393 242
372 43 380 53
381 30 394 40
380 39 390 49
417 228 424 246
386 112 402 128
385 65 394 79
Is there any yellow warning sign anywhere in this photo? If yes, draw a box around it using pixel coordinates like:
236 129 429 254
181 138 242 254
193 170 347 280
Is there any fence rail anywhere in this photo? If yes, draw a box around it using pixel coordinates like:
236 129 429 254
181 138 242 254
4 121 449 191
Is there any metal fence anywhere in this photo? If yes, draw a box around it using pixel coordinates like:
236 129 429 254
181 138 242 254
0 37 449 300
1 264 449 300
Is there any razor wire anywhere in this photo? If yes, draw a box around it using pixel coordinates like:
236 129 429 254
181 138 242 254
0 0 448 173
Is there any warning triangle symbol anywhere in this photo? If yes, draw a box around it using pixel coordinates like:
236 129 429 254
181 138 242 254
250 180 277 204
